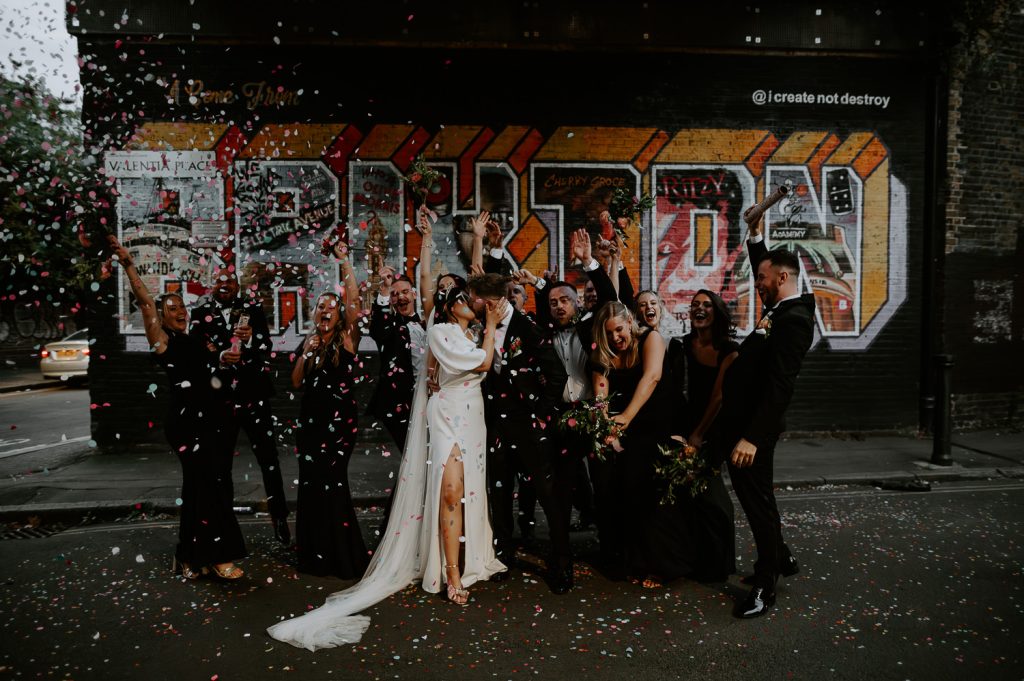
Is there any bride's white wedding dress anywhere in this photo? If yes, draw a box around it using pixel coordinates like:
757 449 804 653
267 321 505 650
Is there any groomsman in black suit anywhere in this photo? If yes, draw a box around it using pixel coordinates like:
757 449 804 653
190 267 290 544
516 229 617 540
466 273 572 593
367 267 426 530
367 267 424 452
717 221 816 618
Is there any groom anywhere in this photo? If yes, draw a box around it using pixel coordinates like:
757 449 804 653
717 220 815 618
466 272 574 594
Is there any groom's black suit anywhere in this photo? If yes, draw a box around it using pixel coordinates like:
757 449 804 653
481 309 571 573
717 238 815 591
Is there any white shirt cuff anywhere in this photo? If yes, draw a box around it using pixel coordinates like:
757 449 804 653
534 279 546 291
749 232 764 244
375 293 390 307
489 248 504 259
584 259 600 272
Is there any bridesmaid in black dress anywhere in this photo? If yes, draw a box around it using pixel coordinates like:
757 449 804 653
290 248 369 579
588 302 674 580
111 237 246 580
647 289 739 584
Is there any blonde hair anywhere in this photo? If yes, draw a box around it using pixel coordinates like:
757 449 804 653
591 301 641 374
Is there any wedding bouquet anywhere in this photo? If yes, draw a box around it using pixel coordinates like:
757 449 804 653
400 155 442 204
607 187 654 242
654 439 718 505
559 395 620 461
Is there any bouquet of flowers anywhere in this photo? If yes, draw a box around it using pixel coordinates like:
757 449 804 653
654 438 718 505
607 187 655 242
559 394 620 461
320 223 348 257
400 155 442 205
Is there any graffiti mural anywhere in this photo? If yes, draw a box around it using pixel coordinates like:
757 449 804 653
109 123 907 352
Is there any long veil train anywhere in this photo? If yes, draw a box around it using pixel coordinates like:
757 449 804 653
267 372 432 650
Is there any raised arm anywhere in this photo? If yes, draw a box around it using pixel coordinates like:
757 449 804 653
109 236 169 354
333 242 362 349
469 210 490 273
416 206 437 318
614 236 635 305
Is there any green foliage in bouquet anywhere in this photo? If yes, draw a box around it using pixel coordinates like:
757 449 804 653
654 439 718 505
559 394 618 461
399 155 442 204
606 187 654 241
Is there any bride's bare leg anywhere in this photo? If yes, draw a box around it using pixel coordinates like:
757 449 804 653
440 444 468 605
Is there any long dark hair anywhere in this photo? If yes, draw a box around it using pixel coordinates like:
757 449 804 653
432 273 467 325
690 289 735 349
434 282 469 325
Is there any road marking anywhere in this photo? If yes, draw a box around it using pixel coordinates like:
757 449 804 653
0 438 31 449
0 435 91 459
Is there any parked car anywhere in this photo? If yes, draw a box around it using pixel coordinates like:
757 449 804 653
40 329 90 379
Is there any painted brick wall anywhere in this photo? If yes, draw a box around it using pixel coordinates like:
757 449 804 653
78 44 930 447
944 0 1024 428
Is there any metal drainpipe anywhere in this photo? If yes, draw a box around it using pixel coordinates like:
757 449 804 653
921 57 950 435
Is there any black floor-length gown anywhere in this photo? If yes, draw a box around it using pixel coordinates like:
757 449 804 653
156 330 247 567
589 329 674 576
294 343 369 578
644 335 738 582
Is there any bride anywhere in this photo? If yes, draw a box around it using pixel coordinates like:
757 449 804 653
268 283 508 650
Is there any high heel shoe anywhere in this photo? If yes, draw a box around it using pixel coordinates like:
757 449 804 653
171 557 205 581
209 563 244 580
444 563 469 606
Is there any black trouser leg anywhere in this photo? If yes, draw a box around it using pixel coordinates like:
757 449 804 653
728 438 782 590
589 453 624 568
517 471 537 530
514 428 573 571
486 435 518 565
240 398 289 519
571 456 595 522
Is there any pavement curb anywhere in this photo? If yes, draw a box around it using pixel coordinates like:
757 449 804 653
4 468 1022 525
0 380 66 394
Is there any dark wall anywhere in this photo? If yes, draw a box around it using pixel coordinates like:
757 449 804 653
942 3 1024 428
80 42 931 446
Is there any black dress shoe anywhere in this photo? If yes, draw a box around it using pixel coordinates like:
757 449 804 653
741 556 800 585
546 567 574 595
735 587 775 619
273 517 291 545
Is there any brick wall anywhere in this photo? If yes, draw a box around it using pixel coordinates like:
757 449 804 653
943 0 1024 428
78 44 932 447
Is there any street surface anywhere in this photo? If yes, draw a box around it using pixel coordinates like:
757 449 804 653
1 479 1021 680
0 386 92 477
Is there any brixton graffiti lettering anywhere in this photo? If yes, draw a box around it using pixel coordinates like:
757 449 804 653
110 123 907 352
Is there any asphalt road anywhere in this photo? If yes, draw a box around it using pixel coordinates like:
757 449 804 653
0 386 92 477
1 480 1021 680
